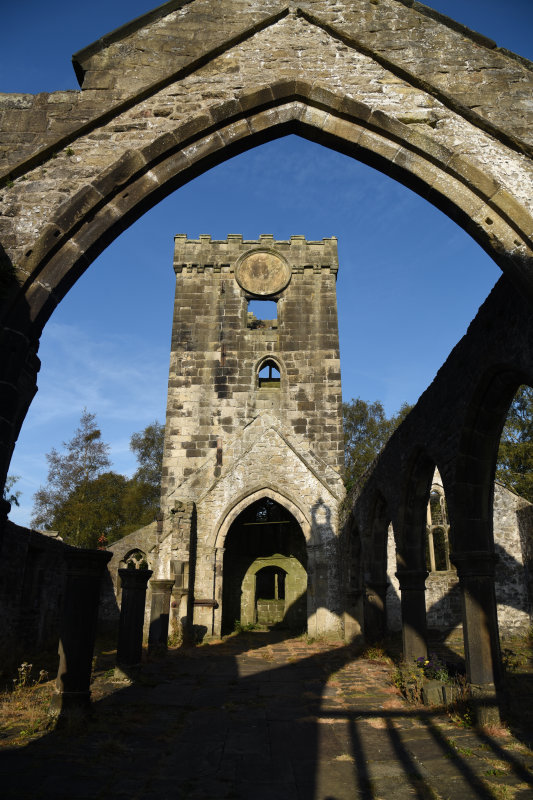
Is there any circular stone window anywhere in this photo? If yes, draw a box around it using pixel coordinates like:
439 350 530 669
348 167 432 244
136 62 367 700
235 249 291 296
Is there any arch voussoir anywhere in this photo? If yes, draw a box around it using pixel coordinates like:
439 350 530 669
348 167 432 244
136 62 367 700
8 87 533 336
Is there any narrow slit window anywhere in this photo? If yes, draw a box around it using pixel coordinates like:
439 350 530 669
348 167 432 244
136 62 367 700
258 360 281 389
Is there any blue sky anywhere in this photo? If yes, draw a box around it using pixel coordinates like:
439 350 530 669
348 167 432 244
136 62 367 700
3 1 532 526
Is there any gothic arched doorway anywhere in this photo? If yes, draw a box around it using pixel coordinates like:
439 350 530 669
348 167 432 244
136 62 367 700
221 497 307 635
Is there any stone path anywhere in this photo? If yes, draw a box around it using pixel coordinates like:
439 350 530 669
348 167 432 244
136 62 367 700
1 631 533 799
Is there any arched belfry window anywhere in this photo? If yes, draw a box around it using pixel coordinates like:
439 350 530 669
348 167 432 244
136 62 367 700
425 485 452 572
258 359 281 389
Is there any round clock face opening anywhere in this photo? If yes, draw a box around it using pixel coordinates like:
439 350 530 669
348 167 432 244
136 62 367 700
235 250 291 296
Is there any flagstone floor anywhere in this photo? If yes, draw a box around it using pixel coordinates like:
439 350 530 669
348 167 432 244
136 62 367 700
1 631 533 799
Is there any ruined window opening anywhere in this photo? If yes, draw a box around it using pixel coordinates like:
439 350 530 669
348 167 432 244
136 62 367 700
496 384 533 502
247 299 278 330
121 548 149 570
255 566 286 600
425 488 451 572
258 360 281 389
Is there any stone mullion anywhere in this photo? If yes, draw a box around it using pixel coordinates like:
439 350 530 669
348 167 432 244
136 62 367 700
427 528 436 573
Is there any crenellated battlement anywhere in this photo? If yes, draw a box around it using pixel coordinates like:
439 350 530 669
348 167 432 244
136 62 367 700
173 234 339 276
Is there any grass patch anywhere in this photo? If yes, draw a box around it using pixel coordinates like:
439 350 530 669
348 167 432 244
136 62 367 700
0 663 56 746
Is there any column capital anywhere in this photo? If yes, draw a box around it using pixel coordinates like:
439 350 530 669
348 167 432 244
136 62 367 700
450 551 497 578
118 568 153 589
395 569 428 591
149 579 175 593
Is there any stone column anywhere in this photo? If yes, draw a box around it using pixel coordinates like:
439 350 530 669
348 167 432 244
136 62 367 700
344 589 364 642
148 579 175 653
396 569 428 662
451 550 501 725
116 568 153 672
50 547 112 718
363 581 388 643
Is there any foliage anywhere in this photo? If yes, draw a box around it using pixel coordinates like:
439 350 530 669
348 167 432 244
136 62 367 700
362 644 392 662
31 409 111 546
3 474 21 507
50 470 129 548
496 385 533 503
393 653 467 709
415 654 451 683
343 398 413 491
1 663 53 744
31 414 164 547
130 421 164 489
233 620 262 633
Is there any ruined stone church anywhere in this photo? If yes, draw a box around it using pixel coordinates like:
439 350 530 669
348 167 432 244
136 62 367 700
2 0 533 719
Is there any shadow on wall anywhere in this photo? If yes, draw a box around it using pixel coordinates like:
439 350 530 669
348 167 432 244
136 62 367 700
385 540 532 638
1 522 67 664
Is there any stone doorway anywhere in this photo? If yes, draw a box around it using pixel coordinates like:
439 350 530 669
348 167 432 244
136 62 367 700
221 497 307 635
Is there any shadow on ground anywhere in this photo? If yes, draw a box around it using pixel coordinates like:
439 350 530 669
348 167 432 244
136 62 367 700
1 630 533 800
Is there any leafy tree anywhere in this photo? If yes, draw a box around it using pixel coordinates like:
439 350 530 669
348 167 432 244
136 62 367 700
343 398 412 492
32 416 164 547
496 384 533 503
32 409 111 546
3 474 21 507
114 420 164 538
130 421 164 489
52 471 128 548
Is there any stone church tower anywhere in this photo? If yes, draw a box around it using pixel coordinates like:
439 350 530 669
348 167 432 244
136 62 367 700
107 234 346 640
158 234 346 638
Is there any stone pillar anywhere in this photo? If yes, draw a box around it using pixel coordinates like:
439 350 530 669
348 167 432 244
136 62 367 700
451 550 501 725
396 569 428 662
344 589 364 642
116 568 153 671
363 581 388 643
169 559 189 643
50 547 112 718
148 579 174 653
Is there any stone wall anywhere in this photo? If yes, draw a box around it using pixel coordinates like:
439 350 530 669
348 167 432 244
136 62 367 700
2 0 532 183
0 522 67 658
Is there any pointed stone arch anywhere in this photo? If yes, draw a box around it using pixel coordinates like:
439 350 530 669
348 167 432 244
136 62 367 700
214 484 311 551
5 87 533 336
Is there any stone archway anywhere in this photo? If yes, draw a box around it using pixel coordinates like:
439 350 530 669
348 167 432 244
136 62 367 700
1 1 533 493
220 495 308 635
240 555 307 630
